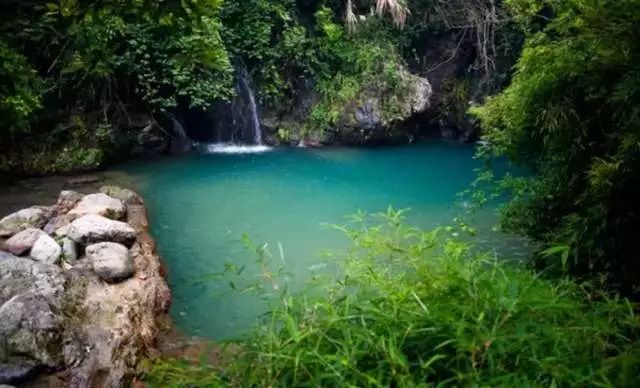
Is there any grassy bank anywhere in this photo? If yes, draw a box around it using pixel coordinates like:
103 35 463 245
143 210 640 387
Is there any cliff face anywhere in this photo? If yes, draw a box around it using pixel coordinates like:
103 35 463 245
0 187 171 387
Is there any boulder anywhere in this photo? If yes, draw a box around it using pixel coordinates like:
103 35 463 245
0 208 49 238
67 214 136 247
100 186 144 206
29 235 61 265
0 293 64 372
0 255 66 384
86 242 134 282
4 228 45 256
0 254 65 306
68 193 126 220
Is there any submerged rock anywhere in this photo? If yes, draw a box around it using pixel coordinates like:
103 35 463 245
4 228 45 256
68 193 126 220
86 242 134 282
29 235 61 265
0 208 49 238
67 214 136 246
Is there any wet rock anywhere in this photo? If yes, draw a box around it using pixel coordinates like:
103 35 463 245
67 214 136 247
68 193 126 220
4 228 45 256
29 235 61 265
66 175 102 187
86 242 134 282
0 208 49 238
100 186 144 206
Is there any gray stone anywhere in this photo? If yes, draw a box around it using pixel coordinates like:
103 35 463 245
0 208 49 238
61 238 78 263
0 254 64 310
29 235 61 265
67 214 136 247
3 228 45 256
86 242 134 282
100 186 144 206
68 193 126 220
0 293 64 368
0 256 66 384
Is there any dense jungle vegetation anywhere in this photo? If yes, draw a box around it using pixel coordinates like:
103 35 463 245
2 0 640 386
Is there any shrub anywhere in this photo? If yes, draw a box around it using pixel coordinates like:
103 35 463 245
471 0 640 296
144 209 640 387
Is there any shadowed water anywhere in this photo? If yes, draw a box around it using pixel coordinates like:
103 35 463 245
117 141 529 340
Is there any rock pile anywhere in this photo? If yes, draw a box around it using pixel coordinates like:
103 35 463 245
0 186 171 387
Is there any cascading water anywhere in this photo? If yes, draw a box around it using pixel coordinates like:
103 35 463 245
236 66 262 145
190 63 271 154
169 114 192 153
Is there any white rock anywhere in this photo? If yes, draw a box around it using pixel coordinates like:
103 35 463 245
68 193 126 220
86 242 134 282
0 208 49 237
30 234 62 265
4 228 46 256
67 214 136 246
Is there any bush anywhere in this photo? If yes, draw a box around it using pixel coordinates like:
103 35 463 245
143 210 640 387
471 0 640 296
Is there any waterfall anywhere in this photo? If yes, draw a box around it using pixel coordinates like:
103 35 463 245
171 115 188 140
236 66 262 145
179 62 271 153
169 114 192 153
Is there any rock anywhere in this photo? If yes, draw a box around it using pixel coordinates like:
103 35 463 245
53 224 71 238
0 208 49 238
0 293 64 370
100 186 144 206
61 238 78 263
57 190 83 210
0 254 65 306
67 214 136 247
0 362 39 385
4 228 45 256
68 193 126 220
86 242 134 282
29 235 62 265
0 256 66 384
66 175 102 186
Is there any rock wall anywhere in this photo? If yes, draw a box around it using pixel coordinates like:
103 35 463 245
0 187 171 387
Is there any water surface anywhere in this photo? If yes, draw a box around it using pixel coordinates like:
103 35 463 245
120 142 526 340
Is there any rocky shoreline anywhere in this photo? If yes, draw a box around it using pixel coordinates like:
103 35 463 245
0 186 171 387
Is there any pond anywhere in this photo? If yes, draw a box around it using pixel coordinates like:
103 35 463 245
0 141 529 341
122 141 528 340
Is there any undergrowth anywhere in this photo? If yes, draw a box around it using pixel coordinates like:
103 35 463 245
143 209 640 387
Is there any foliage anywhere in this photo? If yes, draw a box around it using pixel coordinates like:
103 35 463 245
471 0 640 295
305 7 411 135
0 0 232 175
0 39 43 139
144 210 640 387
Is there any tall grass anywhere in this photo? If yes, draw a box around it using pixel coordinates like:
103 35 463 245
144 209 640 387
